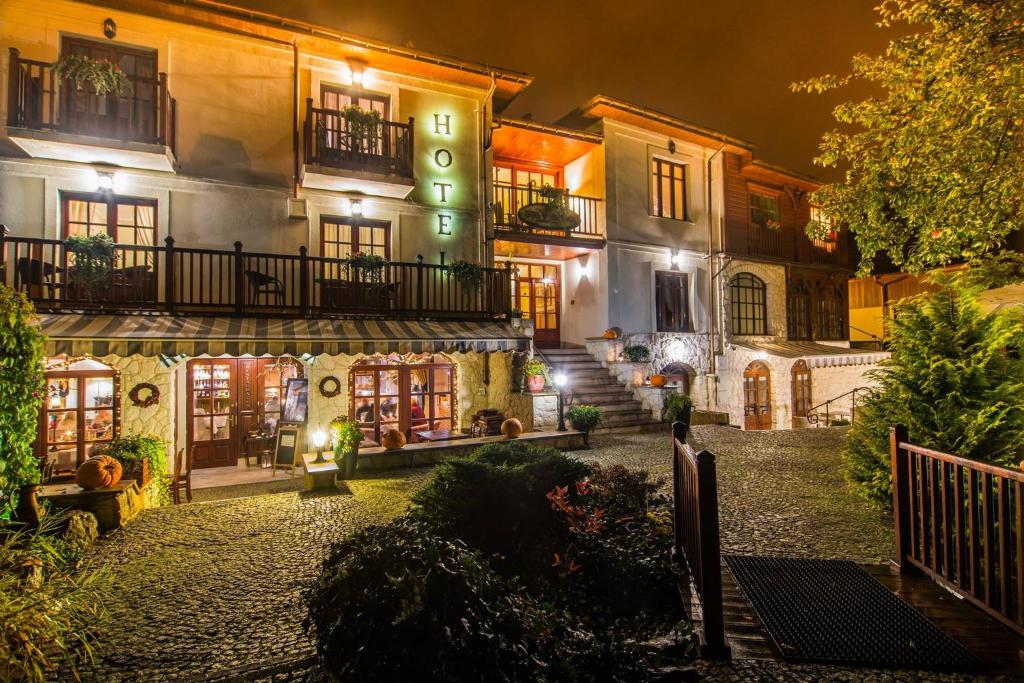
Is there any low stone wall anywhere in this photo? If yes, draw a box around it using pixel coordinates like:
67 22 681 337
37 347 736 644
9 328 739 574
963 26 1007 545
356 430 587 473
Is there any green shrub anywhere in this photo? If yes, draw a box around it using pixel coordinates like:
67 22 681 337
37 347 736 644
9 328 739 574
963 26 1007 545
662 392 693 423
844 277 1024 507
0 285 46 515
0 520 107 682
97 435 169 506
567 404 602 433
623 344 651 362
830 418 851 427
329 415 362 463
586 461 665 516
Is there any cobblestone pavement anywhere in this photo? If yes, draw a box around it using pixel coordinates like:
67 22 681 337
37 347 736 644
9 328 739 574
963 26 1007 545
81 468 430 682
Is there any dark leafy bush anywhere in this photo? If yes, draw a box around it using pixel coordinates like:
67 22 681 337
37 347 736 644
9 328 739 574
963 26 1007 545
585 462 665 516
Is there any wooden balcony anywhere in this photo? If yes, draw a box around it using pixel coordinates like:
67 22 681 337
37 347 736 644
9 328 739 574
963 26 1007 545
492 183 604 259
301 99 415 198
0 228 513 322
5 48 177 172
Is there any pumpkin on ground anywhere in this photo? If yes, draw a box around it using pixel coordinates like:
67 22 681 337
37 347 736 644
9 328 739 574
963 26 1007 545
501 418 523 438
382 428 407 450
75 455 123 490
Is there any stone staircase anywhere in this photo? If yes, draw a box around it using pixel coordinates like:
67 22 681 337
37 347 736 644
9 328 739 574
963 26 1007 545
542 346 663 434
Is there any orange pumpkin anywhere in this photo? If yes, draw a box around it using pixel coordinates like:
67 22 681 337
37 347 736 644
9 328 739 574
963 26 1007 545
501 418 523 438
382 428 407 451
603 328 618 340
649 374 667 388
75 456 123 490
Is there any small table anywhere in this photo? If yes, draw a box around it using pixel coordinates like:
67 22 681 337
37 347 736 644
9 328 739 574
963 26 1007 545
302 453 339 491
415 429 471 443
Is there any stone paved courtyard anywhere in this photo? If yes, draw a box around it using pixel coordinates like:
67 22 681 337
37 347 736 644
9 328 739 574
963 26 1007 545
80 426 992 682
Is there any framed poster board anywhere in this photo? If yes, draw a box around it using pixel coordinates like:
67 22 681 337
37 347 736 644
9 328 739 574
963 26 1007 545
281 378 309 424
272 424 302 476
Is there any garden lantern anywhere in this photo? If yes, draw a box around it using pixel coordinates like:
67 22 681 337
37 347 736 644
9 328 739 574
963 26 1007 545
554 372 568 432
312 429 327 464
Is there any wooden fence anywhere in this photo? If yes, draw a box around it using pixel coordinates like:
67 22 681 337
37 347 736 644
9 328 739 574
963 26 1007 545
671 421 729 657
891 425 1024 635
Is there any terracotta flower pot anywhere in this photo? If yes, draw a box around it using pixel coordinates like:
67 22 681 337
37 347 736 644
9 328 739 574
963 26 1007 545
649 374 667 387
527 374 546 393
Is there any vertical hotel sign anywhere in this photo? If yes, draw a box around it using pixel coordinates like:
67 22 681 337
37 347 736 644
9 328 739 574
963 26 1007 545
432 113 452 235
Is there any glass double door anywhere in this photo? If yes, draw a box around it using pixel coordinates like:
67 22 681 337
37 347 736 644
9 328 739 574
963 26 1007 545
742 362 772 431
513 263 560 348
188 358 303 469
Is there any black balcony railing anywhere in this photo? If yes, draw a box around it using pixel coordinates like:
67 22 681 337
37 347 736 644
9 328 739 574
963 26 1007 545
0 228 512 321
6 48 177 151
492 183 602 240
304 99 414 178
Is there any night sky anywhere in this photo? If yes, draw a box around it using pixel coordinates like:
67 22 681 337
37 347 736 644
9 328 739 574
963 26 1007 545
239 0 896 180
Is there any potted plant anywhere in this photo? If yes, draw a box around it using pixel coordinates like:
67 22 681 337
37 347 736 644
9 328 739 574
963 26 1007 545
662 392 693 430
447 259 484 290
764 218 782 232
66 233 115 302
345 251 388 284
622 344 651 363
331 415 363 480
524 358 549 393
340 104 384 153
53 53 133 96
99 435 167 488
566 404 602 446
516 184 582 234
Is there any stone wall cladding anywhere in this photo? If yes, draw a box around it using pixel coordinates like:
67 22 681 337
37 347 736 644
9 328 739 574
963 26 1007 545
102 355 176 465
720 259 788 342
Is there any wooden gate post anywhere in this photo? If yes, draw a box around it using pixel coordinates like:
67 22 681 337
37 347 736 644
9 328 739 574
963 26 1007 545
671 420 685 562
890 424 914 573
694 447 728 658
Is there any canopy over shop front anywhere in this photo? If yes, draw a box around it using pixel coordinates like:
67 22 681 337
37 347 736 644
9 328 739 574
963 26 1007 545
731 340 889 368
38 314 531 357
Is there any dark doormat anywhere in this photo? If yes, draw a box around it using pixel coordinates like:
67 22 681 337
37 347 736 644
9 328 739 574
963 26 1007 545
723 554 981 671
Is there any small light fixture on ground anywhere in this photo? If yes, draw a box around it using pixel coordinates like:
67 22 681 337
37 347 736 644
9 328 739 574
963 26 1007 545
554 372 568 432
312 429 327 463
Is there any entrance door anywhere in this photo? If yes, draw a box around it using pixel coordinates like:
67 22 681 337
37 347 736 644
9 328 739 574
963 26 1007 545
514 263 560 348
791 360 812 428
188 359 237 469
742 361 772 430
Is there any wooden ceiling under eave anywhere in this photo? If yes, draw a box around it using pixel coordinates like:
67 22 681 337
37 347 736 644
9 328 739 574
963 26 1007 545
494 236 605 261
492 118 602 167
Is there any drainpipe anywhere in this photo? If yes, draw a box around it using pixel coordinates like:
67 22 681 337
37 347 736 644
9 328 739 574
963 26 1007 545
706 145 726 381
479 73 497 265
292 40 300 199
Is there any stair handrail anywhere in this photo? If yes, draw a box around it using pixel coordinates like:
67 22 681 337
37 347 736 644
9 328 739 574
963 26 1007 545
848 324 887 349
805 386 873 427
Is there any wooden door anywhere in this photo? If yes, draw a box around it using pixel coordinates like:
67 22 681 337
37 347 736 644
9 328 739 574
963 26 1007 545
188 359 237 469
742 361 772 430
515 263 560 348
791 360 812 428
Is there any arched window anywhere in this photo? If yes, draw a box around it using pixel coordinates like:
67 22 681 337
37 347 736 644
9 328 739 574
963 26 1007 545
350 353 456 443
659 362 695 394
729 273 768 336
37 357 119 477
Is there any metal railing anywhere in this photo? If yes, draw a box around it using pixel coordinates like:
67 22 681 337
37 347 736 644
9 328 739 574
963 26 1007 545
805 386 872 426
0 227 512 321
304 99 413 178
671 421 729 657
891 425 1024 635
492 182 603 239
7 48 176 151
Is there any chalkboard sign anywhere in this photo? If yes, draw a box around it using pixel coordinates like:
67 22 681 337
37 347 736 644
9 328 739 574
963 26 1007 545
273 424 302 476
281 378 309 423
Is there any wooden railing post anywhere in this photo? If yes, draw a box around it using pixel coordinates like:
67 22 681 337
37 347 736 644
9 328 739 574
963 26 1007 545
164 235 176 313
671 421 685 562
504 260 514 317
299 245 309 316
233 241 244 313
890 424 914 573
304 97 314 164
406 116 415 176
694 447 728 658
416 254 424 314
0 224 8 283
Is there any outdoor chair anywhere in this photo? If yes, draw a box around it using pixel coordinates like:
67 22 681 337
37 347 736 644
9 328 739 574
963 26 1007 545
15 257 63 298
245 270 285 306
169 447 193 504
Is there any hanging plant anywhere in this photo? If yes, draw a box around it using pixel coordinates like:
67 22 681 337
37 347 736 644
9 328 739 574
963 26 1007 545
344 251 388 283
66 234 115 302
447 259 483 290
340 105 383 152
53 54 133 97
763 218 783 232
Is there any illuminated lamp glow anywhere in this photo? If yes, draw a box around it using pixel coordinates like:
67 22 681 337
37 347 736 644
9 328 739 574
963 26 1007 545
350 199 363 217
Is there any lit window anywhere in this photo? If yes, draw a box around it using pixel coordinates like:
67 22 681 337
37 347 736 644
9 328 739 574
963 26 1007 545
651 158 687 220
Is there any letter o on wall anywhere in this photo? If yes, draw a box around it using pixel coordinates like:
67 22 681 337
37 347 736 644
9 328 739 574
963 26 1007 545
434 149 453 168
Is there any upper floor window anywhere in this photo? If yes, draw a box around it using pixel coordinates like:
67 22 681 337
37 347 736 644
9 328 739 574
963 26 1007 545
321 216 390 260
729 272 768 336
321 84 389 118
787 279 812 340
809 205 838 253
655 271 691 332
749 191 781 231
651 158 687 220
62 192 157 247
815 284 846 341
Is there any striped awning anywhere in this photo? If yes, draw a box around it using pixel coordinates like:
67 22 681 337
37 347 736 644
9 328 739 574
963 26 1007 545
38 314 530 357
732 340 888 368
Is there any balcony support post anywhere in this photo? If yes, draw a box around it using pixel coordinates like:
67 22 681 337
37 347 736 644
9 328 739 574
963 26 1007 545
416 254 424 315
406 116 415 177
164 235 176 314
299 245 309 317
234 241 244 314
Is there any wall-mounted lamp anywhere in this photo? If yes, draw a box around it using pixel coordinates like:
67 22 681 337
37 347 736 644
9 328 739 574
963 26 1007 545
670 250 684 271
350 60 368 87
350 199 363 217
103 18 117 40
94 170 116 193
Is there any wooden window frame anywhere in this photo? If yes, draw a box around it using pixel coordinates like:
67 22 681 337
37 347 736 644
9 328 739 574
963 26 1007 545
815 284 846 341
748 187 782 231
493 159 563 189
319 83 391 118
37 365 120 474
61 191 159 244
348 356 456 443
651 157 687 220
320 216 391 259
791 360 812 422
729 272 768 336
655 270 691 333
787 279 812 340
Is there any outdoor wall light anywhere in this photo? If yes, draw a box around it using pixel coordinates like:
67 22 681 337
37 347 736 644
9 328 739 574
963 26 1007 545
670 249 684 270
349 60 368 87
350 199 363 217
93 170 116 193
312 429 328 463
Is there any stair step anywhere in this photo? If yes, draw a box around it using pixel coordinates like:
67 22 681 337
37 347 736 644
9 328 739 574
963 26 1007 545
586 401 644 413
551 361 605 370
542 347 588 355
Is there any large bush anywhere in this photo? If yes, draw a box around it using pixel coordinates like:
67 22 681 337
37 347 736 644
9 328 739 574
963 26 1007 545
844 277 1024 507
0 285 46 512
